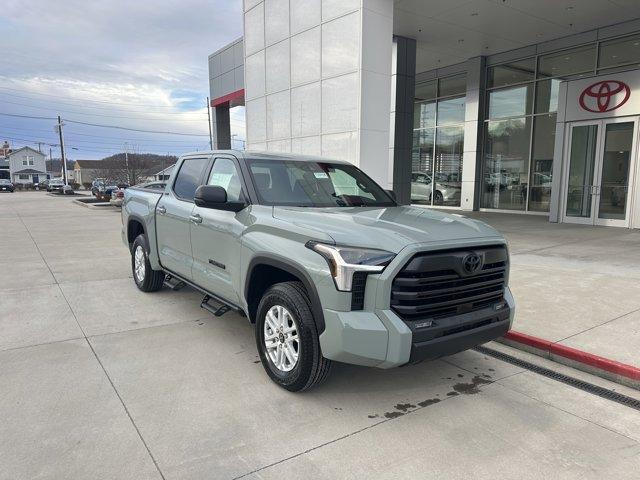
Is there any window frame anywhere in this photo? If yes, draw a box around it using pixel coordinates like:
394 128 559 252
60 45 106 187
203 155 250 205
171 156 210 203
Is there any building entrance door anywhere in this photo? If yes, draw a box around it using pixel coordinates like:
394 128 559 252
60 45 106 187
563 118 638 227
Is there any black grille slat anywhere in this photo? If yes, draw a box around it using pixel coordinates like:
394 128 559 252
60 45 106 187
392 276 505 301
391 246 507 321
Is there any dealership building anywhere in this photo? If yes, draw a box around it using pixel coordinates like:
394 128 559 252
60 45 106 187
208 1 640 229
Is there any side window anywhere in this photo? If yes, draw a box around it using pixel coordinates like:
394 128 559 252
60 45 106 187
173 158 208 201
207 158 244 202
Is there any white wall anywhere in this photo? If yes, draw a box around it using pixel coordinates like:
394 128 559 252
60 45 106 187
243 0 393 186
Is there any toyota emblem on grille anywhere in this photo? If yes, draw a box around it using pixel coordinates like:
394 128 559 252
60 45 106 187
462 253 482 275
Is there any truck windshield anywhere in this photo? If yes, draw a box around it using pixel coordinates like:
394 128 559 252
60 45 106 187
247 159 396 207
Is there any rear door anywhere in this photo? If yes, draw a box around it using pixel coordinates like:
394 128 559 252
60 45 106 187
190 155 247 304
156 156 209 280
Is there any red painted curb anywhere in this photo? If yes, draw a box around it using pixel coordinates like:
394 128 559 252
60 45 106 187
504 331 640 382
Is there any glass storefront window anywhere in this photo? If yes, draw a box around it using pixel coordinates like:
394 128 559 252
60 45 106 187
535 78 560 113
415 80 437 101
537 45 596 78
437 96 465 125
411 129 435 205
412 73 467 208
487 58 535 88
434 126 463 206
438 73 466 97
598 33 640 70
529 114 556 212
482 117 532 210
488 84 533 119
414 101 436 130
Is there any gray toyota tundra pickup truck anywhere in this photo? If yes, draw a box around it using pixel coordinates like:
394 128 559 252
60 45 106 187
122 151 515 391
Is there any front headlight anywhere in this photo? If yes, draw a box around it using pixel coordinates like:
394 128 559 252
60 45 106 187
306 241 396 291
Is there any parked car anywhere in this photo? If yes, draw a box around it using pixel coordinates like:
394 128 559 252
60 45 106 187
47 178 65 193
0 179 14 192
93 178 129 201
110 185 133 207
122 152 514 391
411 171 461 205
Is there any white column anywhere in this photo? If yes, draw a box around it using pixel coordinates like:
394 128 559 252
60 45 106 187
243 0 393 186
460 57 486 211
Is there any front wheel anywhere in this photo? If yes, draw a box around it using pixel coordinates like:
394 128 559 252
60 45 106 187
131 234 165 292
255 282 332 391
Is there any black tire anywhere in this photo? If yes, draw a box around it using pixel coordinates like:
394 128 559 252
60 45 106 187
434 190 444 205
255 281 332 392
131 234 165 292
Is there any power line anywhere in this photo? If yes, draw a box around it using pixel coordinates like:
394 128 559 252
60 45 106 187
1 99 209 121
0 90 208 113
64 119 211 136
0 112 57 120
0 86 206 109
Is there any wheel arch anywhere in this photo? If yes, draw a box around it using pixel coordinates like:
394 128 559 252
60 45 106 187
245 256 326 334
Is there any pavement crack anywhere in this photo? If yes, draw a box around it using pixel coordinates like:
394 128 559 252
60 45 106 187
556 305 640 343
16 205 167 480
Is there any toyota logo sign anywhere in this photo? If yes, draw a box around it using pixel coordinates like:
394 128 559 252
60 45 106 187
579 80 631 113
462 253 482 275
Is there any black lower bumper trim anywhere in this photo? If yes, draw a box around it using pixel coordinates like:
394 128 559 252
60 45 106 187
409 318 511 364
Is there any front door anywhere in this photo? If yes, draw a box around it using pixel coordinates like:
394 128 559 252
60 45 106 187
156 156 209 280
190 156 246 304
563 118 638 227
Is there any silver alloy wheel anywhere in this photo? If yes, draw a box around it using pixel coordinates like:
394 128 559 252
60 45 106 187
134 245 146 283
264 305 299 372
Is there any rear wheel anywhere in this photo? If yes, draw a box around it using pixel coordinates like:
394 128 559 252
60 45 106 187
131 234 165 292
255 282 332 391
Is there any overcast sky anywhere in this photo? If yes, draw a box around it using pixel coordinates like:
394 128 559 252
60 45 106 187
1 0 245 159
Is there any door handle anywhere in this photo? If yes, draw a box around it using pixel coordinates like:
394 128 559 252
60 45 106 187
189 213 203 224
156 205 166 215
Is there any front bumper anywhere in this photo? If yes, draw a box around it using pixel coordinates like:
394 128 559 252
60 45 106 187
319 286 514 368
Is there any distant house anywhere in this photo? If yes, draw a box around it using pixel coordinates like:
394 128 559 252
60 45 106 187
0 158 9 180
153 164 175 181
74 160 103 185
7 147 48 184
46 159 76 181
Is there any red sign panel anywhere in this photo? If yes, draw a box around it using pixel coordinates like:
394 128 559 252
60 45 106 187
579 80 631 113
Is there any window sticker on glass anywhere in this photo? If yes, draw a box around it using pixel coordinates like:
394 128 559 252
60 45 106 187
209 173 234 190
314 172 329 179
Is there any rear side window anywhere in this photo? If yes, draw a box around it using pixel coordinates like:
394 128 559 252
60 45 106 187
173 158 208 201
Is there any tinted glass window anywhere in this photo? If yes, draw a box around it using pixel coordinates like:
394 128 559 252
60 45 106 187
599 34 640 70
438 74 466 97
173 157 208 200
488 59 535 88
437 96 466 125
481 117 532 211
488 84 534 119
537 45 596 78
247 160 394 207
208 158 244 202
415 80 437 101
414 100 436 129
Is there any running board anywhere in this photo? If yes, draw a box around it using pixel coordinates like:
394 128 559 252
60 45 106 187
201 295 231 317
163 275 186 291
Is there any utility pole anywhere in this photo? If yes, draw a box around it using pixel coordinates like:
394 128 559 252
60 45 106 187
56 116 68 185
123 142 131 185
206 97 213 150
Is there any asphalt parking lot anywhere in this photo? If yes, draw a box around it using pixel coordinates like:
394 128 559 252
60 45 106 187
1 192 640 480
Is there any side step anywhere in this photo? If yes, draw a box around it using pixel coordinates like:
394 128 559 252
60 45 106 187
163 275 186 291
201 295 231 317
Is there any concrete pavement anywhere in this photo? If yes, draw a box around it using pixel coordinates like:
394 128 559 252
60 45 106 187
1 192 639 479
464 211 640 367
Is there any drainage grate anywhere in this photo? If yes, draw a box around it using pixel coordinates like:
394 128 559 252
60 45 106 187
474 345 640 412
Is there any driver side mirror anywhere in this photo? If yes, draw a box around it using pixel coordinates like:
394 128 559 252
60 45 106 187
194 185 246 212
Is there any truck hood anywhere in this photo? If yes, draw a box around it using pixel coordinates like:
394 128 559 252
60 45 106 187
272 206 502 253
